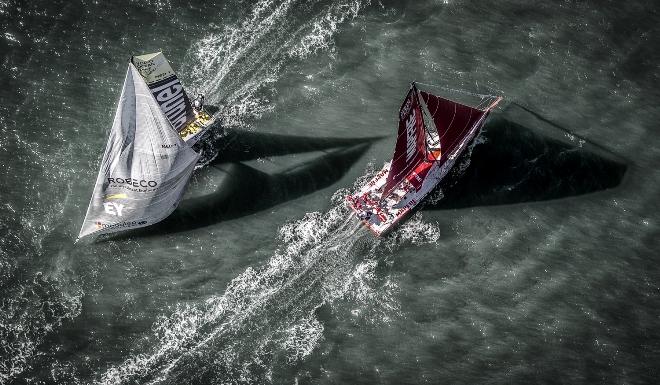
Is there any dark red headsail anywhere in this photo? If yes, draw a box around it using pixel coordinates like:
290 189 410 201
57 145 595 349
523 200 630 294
380 85 427 200
419 91 488 163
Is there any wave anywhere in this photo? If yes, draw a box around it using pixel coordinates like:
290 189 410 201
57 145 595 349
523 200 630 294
0 206 83 384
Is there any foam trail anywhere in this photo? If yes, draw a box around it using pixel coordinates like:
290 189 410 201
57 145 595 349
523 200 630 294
99 2 376 381
99 195 364 384
182 0 370 128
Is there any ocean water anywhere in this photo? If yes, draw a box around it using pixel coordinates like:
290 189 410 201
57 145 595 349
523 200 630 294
1 0 659 384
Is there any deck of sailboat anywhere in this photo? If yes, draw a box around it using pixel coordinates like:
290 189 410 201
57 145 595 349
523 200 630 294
179 108 214 144
348 130 441 236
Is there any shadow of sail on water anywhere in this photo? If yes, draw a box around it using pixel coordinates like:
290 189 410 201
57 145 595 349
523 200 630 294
77 62 201 240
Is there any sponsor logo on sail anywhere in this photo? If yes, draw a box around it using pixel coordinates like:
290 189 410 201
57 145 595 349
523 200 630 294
94 220 147 231
150 78 191 131
400 97 412 120
103 202 125 216
405 110 417 162
107 177 157 188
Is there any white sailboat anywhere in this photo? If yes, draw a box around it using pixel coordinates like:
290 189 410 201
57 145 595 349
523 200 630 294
78 52 216 240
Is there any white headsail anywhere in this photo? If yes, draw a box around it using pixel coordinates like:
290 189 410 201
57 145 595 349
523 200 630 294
78 63 200 239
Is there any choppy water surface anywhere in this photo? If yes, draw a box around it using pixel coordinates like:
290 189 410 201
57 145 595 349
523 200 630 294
1 0 659 384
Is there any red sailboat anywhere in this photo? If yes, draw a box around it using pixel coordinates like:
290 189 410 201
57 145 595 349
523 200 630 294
347 82 502 236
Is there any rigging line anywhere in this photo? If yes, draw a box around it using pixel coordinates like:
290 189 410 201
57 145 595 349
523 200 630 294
413 81 502 100
443 108 475 155
431 97 440 117
475 97 492 110
419 94 439 139
419 88 441 119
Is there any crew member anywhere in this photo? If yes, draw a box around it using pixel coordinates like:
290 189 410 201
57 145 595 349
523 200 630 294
358 210 373 221
192 94 205 112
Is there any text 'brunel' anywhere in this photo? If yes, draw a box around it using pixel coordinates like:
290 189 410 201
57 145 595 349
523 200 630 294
150 78 189 131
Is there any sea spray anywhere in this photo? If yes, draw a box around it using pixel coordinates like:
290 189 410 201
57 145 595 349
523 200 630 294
99 205 356 383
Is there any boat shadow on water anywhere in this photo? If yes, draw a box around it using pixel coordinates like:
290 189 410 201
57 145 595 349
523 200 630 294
424 102 628 210
121 129 380 238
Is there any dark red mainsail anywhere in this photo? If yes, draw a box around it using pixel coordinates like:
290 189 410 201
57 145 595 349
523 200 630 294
419 91 489 163
380 85 427 200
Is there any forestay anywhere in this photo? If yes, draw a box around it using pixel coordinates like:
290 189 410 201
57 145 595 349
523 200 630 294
78 63 200 239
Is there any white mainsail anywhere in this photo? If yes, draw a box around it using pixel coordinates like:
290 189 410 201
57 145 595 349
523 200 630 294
78 63 200 239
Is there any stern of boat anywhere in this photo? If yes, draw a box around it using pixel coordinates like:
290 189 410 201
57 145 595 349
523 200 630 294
347 162 430 236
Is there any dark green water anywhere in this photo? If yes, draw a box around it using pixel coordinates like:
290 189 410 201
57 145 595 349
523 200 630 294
1 1 659 384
